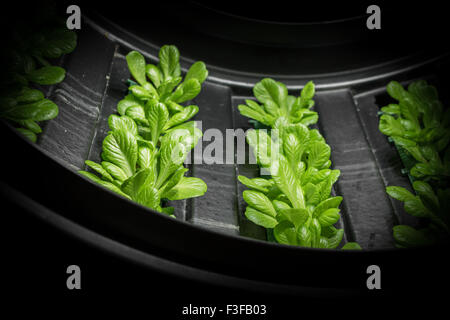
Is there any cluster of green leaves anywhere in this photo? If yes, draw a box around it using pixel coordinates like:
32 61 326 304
0 16 77 142
379 80 450 181
387 182 449 247
238 79 360 249
238 79 318 128
79 46 208 217
119 46 208 139
379 80 450 247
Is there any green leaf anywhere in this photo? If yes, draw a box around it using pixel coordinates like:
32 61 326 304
245 206 278 228
399 97 420 129
163 124 202 151
272 199 291 213
165 177 207 200
166 101 184 114
108 115 138 136
143 82 159 98
15 119 42 134
326 229 344 249
274 220 299 245
156 138 187 187
137 145 156 169
298 111 318 126
246 129 278 167
318 237 330 248
2 99 58 121
307 141 331 169
121 168 157 198
386 186 415 201
300 81 315 101
41 28 77 56
393 225 433 247
277 208 309 228
310 218 322 247
287 122 310 144
117 94 143 116
237 175 271 193
161 206 175 217
16 128 36 142
126 51 147 86
125 105 148 126
386 81 405 101
263 100 279 118
129 85 154 100
317 208 340 227
238 104 272 126
171 79 201 103
101 161 128 182
403 196 429 218
408 80 439 104
27 66 65 85
297 226 312 247
10 52 35 74
317 173 338 202
158 45 181 80
313 196 343 218
413 181 439 212
101 130 138 178
158 77 182 101
135 185 161 210
79 171 131 199
392 137 426 163
381 104 400 115
379 114 404 137
145 100 169 144
253 78 288 112
159 167 188 198
410 163 437 178
282 129 302 169
310 169 331 184
185 61 208 84
271 156 305 209
146 64 162 88
243 190 277 218
342 242 362 250
85 160 114 183
14 87 44 103
283 125 309 175
164 105 198 130
304 183 320 206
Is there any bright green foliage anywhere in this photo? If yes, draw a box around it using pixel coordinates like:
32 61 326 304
238 79 360 249
379 80 450 181
387 182 449 247
79 47 208 217
238 79 318 128
342 242 362 250
380 80 450 247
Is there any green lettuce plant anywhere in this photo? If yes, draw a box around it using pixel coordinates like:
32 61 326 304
379 80 450 182
379 80 450 247
79 46 208 217
0 15 77 142
238 78 360 249
387 182 449 247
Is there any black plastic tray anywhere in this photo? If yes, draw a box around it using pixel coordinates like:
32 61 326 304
1 6 450 295
30 15 449 247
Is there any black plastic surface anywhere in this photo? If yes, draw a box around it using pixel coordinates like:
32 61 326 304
14 17 449 249
1 5 450 294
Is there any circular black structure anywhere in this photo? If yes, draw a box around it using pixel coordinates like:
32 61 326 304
2 2 449 297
